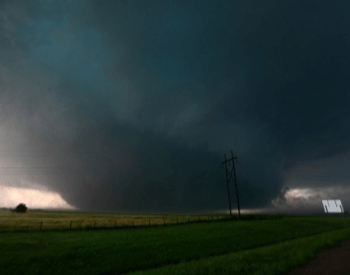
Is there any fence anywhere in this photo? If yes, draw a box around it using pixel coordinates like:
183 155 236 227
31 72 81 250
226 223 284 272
0 215 233 232
0 214 287 232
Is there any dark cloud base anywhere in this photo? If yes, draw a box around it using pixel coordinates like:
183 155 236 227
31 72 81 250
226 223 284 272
1 0 350 214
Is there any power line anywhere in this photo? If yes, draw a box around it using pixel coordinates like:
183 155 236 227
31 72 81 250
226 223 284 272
222 150 241 219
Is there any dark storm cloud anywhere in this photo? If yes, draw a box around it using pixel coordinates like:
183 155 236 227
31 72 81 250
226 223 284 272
1 0 350 214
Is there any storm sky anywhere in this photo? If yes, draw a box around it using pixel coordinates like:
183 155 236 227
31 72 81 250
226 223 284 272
1 0 350 214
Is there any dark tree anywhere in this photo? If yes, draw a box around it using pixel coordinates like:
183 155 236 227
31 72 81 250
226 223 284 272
14 203 27 213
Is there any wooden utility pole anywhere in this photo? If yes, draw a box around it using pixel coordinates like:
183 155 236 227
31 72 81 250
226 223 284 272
223 154 232 218
222 150 241 219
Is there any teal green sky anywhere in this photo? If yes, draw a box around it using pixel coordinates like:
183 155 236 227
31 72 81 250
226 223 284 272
0 0 350 214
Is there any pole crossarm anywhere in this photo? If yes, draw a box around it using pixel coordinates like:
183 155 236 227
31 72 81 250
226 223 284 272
222 150 241 219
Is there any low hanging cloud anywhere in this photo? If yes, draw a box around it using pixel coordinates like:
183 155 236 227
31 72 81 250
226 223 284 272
0 0 350 214
0 185 76 210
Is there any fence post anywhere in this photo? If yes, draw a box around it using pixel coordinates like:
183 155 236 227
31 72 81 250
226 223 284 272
70 221 72 230
40 221 42 231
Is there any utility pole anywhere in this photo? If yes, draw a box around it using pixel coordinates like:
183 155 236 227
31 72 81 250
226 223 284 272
222 150 241 220
223 153 232 218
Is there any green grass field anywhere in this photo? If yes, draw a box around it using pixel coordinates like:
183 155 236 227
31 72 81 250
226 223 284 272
0 210 349 275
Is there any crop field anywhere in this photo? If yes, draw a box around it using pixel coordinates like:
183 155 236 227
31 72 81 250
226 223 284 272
0 210 245 231
0 210 349 275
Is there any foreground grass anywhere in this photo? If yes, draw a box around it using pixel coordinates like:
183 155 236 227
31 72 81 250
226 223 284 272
0 215 349 275
128 228 350 275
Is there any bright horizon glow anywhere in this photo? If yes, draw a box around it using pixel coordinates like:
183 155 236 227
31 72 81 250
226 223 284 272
1 185 347 214
0 185 77 210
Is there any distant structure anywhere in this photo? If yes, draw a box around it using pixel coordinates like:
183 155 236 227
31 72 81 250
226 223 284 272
322 200 344 213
